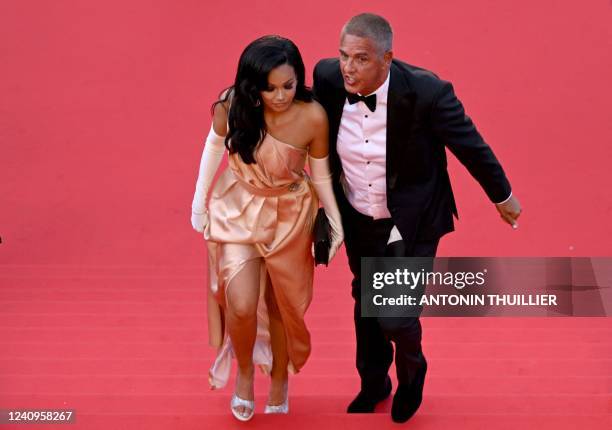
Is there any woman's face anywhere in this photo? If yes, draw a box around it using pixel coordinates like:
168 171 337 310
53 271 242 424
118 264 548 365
260 63 297 113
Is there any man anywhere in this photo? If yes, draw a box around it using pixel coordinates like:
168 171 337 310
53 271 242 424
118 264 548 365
313 13 521 423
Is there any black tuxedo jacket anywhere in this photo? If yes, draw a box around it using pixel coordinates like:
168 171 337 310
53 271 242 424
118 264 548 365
313 58 512 245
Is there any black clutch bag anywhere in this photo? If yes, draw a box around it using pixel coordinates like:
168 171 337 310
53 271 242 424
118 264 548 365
313 208 331 266
385 239 406 257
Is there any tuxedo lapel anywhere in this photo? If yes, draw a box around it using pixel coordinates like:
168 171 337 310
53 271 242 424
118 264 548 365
386 62 415 190
325 65 349 178
327 66 347 147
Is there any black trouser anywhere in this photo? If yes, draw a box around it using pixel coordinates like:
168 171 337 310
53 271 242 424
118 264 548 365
343 203 438 394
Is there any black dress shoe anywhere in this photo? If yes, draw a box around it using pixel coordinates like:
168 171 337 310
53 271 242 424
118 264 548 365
347 376 392 413
392 361 427 423
391 383 423 423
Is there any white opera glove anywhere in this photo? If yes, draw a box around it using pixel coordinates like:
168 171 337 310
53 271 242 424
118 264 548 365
309 155 344 261
191 125 226 233
190 211 209 234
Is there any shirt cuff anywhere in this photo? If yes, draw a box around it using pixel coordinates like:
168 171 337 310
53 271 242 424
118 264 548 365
495 191 513 205
387 225 403 244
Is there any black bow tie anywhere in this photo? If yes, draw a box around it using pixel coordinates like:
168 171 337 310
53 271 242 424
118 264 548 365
346 92 377 112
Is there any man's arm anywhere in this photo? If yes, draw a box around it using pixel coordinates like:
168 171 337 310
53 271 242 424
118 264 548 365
431 81 522 228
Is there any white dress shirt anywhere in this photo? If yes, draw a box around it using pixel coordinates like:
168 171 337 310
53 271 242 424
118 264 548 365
337 73 391 219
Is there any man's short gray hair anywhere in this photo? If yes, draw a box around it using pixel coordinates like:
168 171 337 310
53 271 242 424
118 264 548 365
341 13 393 54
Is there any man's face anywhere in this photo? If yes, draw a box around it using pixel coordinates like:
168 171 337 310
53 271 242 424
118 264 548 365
339 33 391 95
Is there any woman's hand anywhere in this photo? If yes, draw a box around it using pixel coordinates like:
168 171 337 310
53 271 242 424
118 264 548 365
191 210 209 234
327 213 344 261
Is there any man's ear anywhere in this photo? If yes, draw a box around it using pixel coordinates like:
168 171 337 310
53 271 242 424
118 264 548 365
384 50 393 66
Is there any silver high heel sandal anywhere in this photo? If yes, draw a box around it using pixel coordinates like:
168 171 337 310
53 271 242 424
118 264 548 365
264 381 289 414
231 393 255 421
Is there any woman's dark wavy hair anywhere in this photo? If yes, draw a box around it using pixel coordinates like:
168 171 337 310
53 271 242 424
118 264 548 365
212 35 312 164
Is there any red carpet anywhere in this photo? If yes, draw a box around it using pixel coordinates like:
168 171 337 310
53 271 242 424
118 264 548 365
1 264 610 429
1 1 610 429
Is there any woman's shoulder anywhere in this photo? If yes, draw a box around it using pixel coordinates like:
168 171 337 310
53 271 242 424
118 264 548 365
212 88 232 135
297 99 327 127
215 88 233 112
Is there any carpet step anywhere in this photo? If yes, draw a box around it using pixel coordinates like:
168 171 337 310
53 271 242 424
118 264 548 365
1 327 610 343
1 394 609 416
1 414 609 430
1 374 609 395
1 357 610 377
2 341 610 360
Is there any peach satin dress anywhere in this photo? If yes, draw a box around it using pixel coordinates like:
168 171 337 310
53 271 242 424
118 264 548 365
204 133 318 388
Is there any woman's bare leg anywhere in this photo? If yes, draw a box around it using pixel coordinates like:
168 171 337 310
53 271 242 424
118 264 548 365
225 259 261 415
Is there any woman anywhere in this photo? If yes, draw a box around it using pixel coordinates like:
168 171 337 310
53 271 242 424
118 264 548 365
190 35 343 421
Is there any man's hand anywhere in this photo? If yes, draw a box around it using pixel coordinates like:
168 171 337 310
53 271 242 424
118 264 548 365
495 195 522 229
